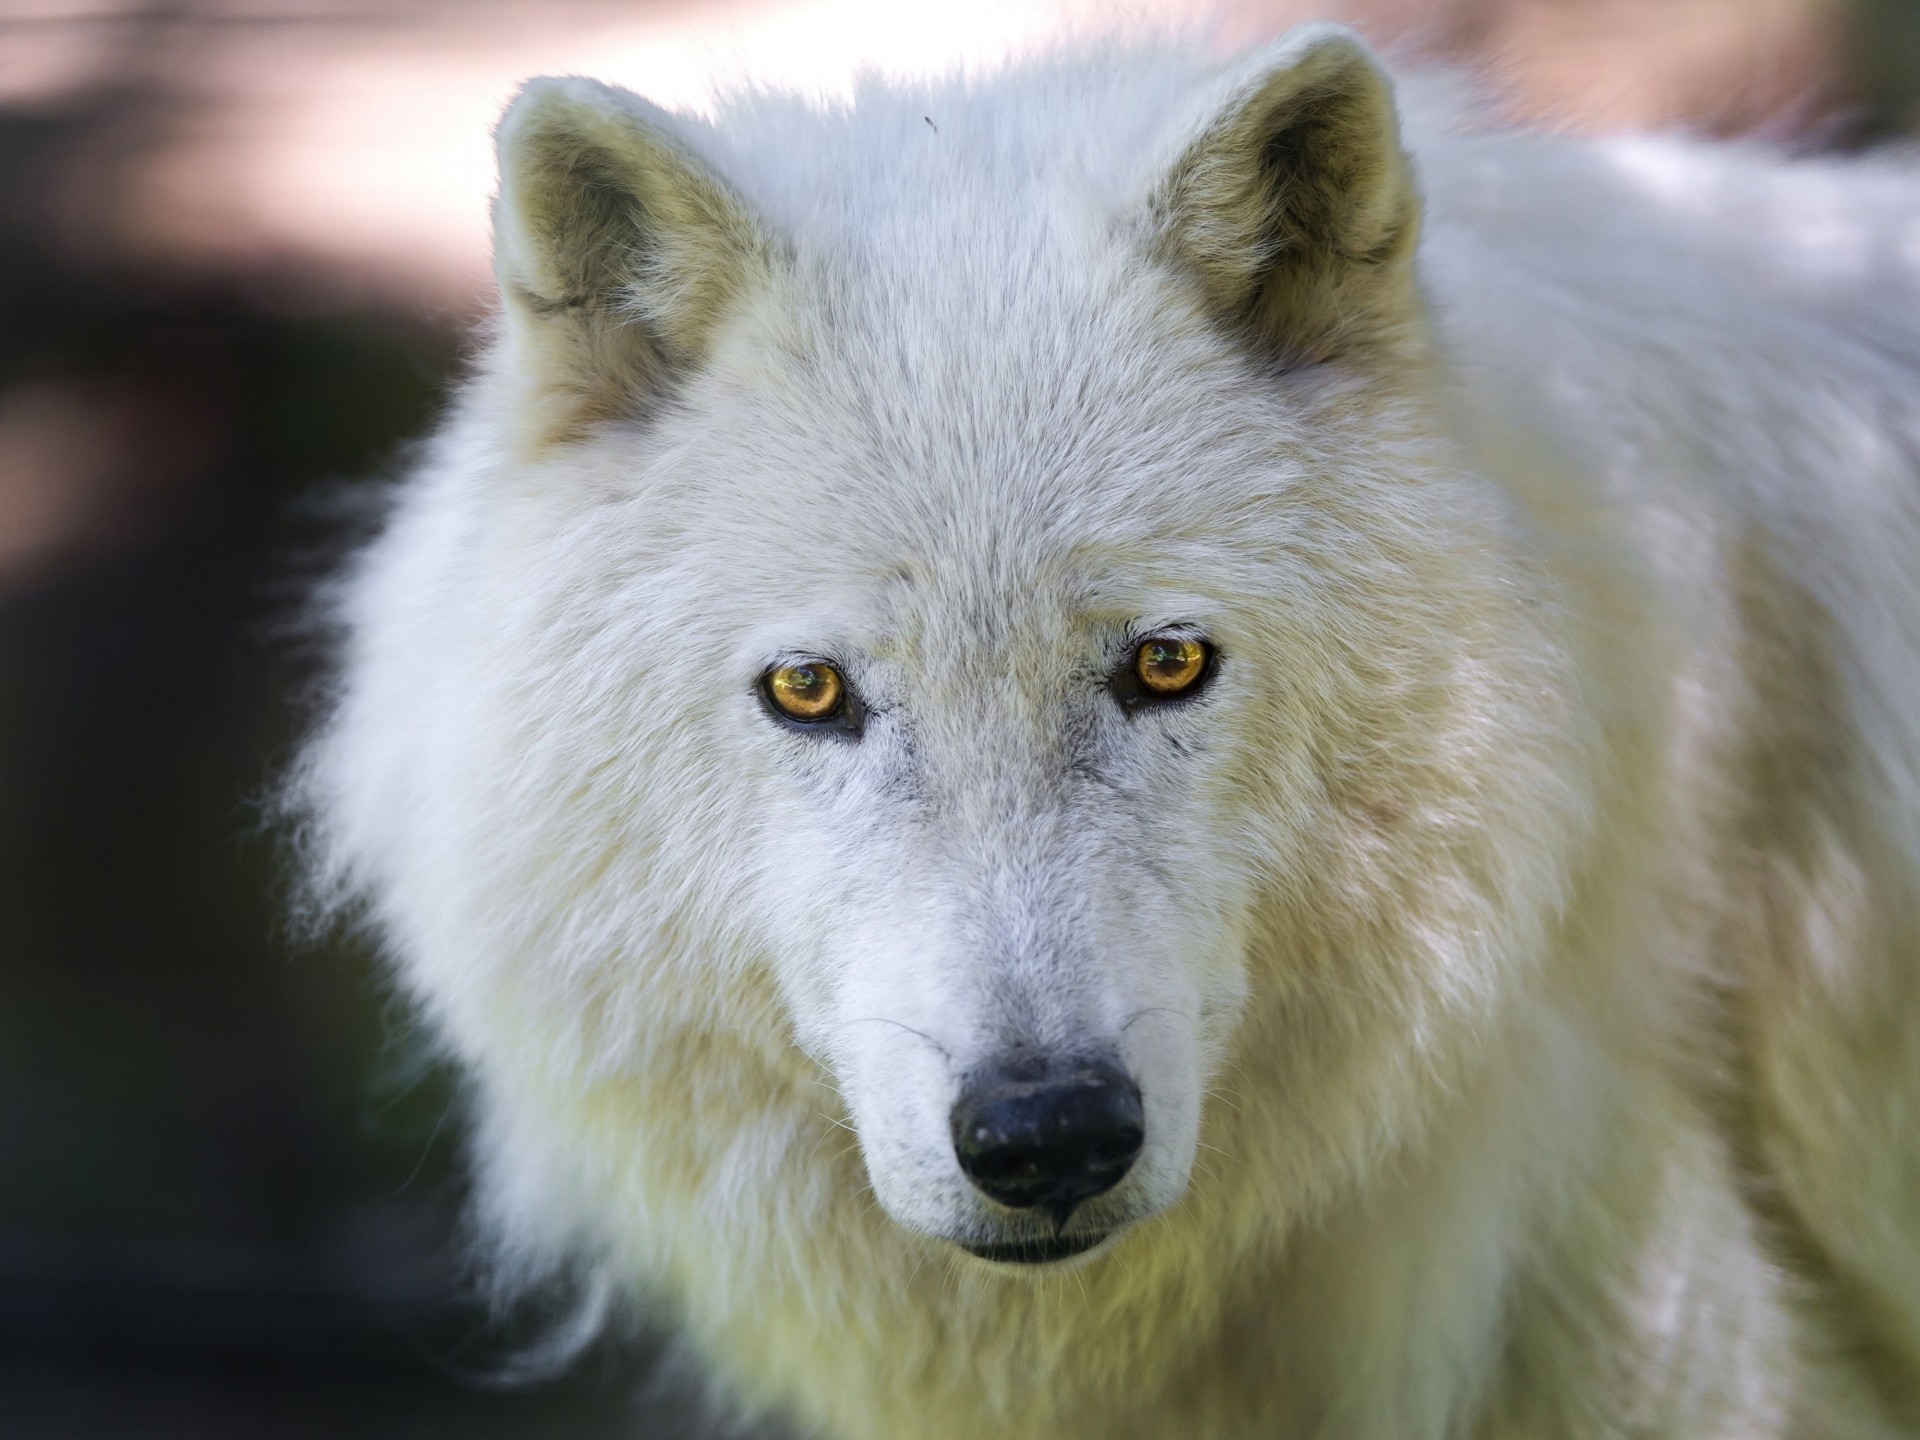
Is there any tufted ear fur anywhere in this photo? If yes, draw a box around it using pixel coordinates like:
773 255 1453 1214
492 77 774 443
1151 26 1420 366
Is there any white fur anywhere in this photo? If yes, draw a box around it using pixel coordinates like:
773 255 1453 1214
290 26 1920 1438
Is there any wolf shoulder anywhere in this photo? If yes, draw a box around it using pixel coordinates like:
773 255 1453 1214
1417 118 1920 816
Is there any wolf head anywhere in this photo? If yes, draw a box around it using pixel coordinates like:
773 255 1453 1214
300 27 1598 1289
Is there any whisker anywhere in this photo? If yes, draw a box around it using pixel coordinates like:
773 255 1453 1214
905 1243 931 1289
804 1125 836 1170
844 1017 954 1063
1203 1086 1242 1114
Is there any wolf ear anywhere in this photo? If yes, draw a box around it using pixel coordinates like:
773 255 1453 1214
492 77 773 441
1151 27 1419 366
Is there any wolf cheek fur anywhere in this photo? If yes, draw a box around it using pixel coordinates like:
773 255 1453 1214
291 21 1920 1440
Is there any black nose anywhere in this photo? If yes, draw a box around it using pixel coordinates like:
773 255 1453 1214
950 1056 1144 1226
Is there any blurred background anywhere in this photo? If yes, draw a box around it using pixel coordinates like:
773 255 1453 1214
2 0 1917 1435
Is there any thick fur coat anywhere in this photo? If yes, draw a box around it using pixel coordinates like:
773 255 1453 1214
290 25 1920 1438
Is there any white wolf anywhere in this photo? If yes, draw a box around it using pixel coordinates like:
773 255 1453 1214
290 23 1920 1438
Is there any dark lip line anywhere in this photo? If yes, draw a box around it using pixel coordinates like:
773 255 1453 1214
959 1231 1111 1265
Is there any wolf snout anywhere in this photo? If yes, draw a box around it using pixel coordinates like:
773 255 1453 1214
949 1056 1144 1226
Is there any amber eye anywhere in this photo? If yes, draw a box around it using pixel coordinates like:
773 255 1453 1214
1133 635 1212 699
764 662 847 723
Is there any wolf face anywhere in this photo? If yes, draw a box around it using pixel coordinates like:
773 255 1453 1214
464 240 1320 1261
302 26 1593 1293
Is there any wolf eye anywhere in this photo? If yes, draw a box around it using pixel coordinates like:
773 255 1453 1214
763 662 848 724
1137 637 1209 694
1119 635 1213 706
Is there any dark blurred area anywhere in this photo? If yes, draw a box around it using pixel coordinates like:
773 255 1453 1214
1 1 1916 1436
0 4 660 1435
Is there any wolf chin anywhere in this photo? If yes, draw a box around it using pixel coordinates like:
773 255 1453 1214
288 23 1920 1438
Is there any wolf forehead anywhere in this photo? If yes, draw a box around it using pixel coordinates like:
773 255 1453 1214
649 322 1312 614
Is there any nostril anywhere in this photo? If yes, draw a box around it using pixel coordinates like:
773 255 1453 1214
1088 1131 1143 1170
950 1056 1145 1222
